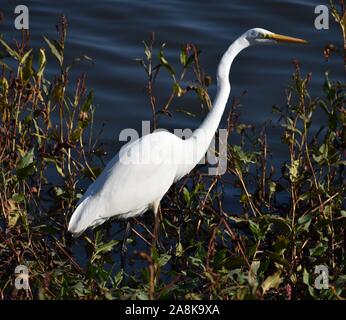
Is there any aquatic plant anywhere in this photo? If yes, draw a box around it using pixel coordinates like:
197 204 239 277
0 1 345 300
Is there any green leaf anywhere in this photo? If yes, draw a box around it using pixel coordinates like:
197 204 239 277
248 260 260 290
44 36 63 66
158 254 171 267
185 49 201 68
53 186 64 197
175 242 183 257
173 82 184 97
261 271 282 294
136 291 149 300
19 49 32 64
105 290 113 300
12 193 25 202
159 43 175 79
114 270 123 287
37 48 47 79
92 240 119 262
81 90 94 112
266 216 292 234
248 220 261 240
303 268 310 286
17 147 34 170
268 181 276 199
309 243 327 257
143 41 151 60
0 38 20 60
323 72 333 100
8 212 20 228
72 281 87 297
274 235 290 255
7 200 20 228
233 145 255 165
21 52 33 82
213 249 227 269
297 213 313 233
183 187 191 205
319 100 330 115
66 55 94 73
180 46 187 66
264 251 290 268
185 293 202 300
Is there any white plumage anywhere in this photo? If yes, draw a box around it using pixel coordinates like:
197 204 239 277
68 28 306 236
68 131 195 236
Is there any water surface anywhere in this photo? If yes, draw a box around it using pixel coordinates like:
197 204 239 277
1 0 343 210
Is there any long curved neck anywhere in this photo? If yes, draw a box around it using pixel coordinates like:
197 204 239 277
186 35 250 166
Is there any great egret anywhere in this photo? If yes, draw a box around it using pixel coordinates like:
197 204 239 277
68 28 306 237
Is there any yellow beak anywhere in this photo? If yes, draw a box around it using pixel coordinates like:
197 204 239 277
270 33 307 44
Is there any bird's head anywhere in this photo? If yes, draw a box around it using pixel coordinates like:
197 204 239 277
244 28 307 45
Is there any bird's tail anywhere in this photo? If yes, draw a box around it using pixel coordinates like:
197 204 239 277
68 197 105 237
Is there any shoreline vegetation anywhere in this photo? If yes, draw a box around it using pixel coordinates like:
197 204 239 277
0 2 345 300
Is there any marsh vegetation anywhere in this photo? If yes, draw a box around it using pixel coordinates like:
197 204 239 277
0 2 345 300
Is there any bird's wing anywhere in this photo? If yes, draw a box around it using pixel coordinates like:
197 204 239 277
68 131 182 235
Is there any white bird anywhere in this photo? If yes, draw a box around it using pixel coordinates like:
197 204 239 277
68 28 306 237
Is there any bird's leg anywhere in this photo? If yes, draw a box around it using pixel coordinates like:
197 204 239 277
121 221 131 270
151 199 161 249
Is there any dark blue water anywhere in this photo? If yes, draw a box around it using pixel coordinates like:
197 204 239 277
1 1 344 209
